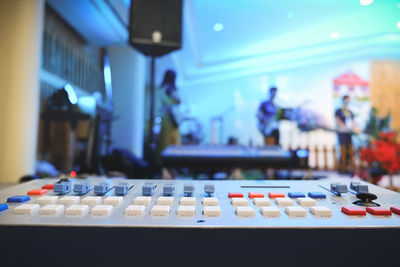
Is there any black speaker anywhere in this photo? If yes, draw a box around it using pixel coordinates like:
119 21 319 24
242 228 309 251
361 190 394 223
129 0 182 57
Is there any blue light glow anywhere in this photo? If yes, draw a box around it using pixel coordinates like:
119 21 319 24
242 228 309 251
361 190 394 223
103 53 112 102
213 23 224 32
296 149 309 158
104 65 112 85
78 96 96 116
64 83 77 104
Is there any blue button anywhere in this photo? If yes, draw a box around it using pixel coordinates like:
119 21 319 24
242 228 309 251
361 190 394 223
204 184 215 195
288 192 305 198
142 182 156 196
54 182 72 195
74 182 91 195
94 183 110 195
0 204 8 212
308 192 326 199
163 184 175 196
184 184 195 196
7 195 30 203
115 183 130 196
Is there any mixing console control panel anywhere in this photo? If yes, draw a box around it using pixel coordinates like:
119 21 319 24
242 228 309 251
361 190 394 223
0 178 399 228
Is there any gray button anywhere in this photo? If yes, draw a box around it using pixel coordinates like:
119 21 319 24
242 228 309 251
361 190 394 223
142 182 156 196
163 184 175 196
204 184 215 195
331 183 348 195
183 184 195 196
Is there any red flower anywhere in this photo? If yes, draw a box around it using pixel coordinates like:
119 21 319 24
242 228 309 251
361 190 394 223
360 131 400 174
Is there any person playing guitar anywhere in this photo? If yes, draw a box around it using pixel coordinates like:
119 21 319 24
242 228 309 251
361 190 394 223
257 87 280 146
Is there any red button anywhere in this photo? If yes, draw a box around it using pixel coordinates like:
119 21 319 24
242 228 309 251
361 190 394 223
366 207 392 216
268 192 285 198
390 207 400 215
228 192 243 198
42 184 54 190
341 206 366 216
248 192 264 198
27 189 48 195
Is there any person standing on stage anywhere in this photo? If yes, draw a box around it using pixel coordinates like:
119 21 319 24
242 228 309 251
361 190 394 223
157 70 182 152
257 86 280 146
335 95 356 146
335 95 359 173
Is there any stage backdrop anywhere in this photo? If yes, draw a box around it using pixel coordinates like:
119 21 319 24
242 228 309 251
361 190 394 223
177 60 370 148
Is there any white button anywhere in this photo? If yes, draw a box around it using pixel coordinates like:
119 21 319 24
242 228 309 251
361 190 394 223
37 196 59 205
133 196 152 206
285 206 307 217
275 197 294 206
59 196 80 205
65 205 89 217
180 197 196 206
91 205 113 217
231 198 248 206
253 198 271 207
296 197 317 206
310 206 332 217
235 206 255 217
260 206 281 217
151 205 170 217
177 205 196 217
13 204 40 215
202 197 219 206
157 196 174 206
40 204 64 216
104 196 123 206
82 196 102 206
125 205 145 216
203 206 221 217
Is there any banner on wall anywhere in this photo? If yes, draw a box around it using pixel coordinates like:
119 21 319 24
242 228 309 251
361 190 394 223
333 71 371 133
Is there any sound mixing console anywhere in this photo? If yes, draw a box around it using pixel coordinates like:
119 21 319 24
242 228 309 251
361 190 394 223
1 178 399 265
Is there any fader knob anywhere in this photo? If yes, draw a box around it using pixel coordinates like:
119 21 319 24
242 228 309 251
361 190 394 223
330 183 348 196
353 192 379 207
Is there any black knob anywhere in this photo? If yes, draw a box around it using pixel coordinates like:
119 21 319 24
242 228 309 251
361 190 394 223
353 192 379 207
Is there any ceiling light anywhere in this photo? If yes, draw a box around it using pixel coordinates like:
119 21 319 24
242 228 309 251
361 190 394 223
397 21 400 29
330 32 340 39
213 23 224 32
360 0 373 6
286 11 294 19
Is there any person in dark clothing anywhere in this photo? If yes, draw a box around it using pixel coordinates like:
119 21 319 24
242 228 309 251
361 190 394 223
257 87 280 146
335 95 360 173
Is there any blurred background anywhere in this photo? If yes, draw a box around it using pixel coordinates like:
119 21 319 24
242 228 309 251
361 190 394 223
0 0 400 190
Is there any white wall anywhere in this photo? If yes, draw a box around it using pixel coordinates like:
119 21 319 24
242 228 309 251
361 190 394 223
108 46 146 158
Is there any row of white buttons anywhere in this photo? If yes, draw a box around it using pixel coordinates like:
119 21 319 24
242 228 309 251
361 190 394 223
235 206 332 218
260 206 332 217
134 196 219 207
13 204 113 217
124 205 222 217
37 196 219 207
37 196 123 206
232 197 318 207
